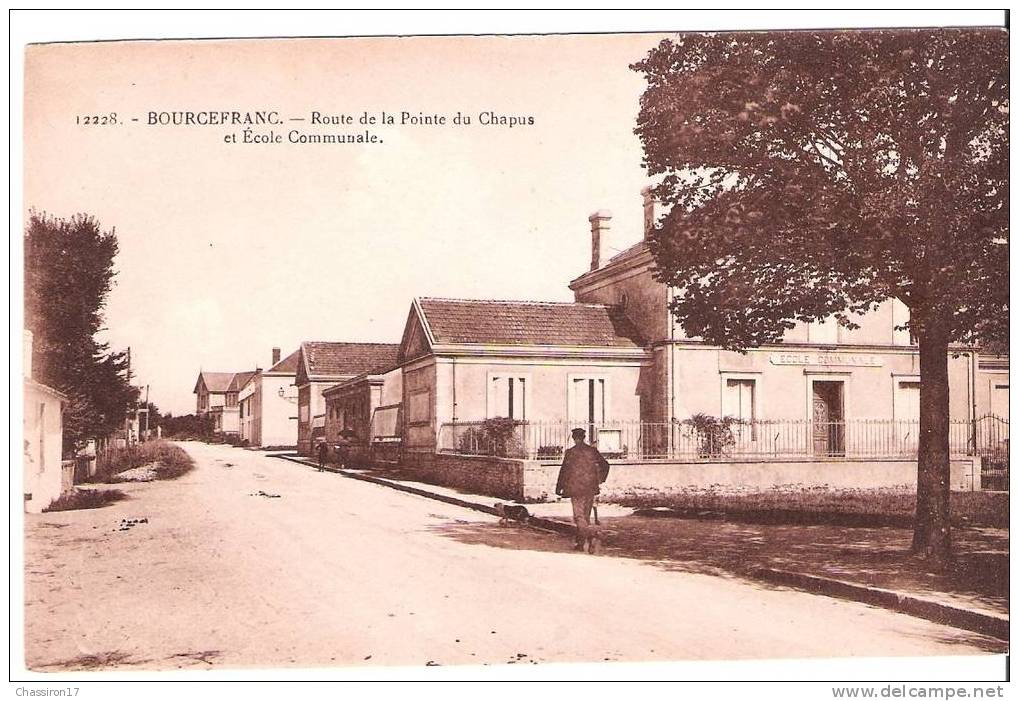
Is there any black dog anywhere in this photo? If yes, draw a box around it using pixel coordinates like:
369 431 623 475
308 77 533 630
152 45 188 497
494 503 530 526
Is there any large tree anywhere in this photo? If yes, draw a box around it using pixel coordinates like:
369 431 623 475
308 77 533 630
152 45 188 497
24 212 139 452
633 29 1007 568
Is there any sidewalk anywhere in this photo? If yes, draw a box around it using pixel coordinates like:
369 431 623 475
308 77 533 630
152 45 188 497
278 455 1009 641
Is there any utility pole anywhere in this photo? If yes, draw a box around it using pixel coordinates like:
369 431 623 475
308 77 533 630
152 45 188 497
125 346 133 445
143 384 150 441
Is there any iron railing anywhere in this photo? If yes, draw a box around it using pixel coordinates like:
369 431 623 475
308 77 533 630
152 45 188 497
437 415 1009 463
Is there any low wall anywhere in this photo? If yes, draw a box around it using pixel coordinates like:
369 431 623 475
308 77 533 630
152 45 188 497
393 452 980 503
527 457 980 501
399 451 526 501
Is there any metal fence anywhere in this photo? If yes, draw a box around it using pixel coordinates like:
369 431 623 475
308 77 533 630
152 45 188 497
437 415 1009 464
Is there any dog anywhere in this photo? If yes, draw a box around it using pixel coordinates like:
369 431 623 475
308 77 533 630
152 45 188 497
494 503 530 526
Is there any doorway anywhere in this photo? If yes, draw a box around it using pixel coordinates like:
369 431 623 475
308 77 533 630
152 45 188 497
812 380 845 456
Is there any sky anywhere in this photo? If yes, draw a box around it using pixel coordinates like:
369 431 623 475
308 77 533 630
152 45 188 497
24 34 667 414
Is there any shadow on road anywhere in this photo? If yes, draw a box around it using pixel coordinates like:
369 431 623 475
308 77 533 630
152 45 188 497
426 513 1009 650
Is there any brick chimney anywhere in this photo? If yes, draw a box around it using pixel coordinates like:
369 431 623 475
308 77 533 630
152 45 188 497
272 347 281 366
641 186 656 238
589 210 611 271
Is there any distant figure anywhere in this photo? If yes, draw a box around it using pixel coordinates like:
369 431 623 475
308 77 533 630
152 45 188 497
316 441 328 471
555 428 610 553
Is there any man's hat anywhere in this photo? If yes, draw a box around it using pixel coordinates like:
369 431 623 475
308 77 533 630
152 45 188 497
571 428 586 439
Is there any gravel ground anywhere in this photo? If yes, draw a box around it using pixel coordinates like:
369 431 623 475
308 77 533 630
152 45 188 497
23 442 1005 671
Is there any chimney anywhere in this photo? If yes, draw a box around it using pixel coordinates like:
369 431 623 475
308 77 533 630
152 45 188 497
23 330 33 378
272 347 281 366
641 186 656 238
589 210 611 271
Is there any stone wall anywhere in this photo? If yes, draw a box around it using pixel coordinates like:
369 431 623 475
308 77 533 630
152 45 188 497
399 451 527 501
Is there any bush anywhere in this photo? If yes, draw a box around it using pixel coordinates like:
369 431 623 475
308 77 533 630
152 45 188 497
92 440 195 482
44 488 127 512
457 418 525 458
682 413 743 457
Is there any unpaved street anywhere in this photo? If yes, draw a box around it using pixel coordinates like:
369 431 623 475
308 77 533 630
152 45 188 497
24 442 1000 671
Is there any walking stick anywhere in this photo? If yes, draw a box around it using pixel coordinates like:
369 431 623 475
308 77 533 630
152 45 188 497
593 497 600 526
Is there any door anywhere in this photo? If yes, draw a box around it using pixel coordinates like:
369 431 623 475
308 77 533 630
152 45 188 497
812 381 844 456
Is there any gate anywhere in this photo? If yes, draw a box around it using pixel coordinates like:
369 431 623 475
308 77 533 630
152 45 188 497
974 414 1009 491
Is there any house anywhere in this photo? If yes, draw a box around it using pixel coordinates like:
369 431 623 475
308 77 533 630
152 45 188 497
567 191 1008 454
23 330 67 513
322 363 403 463
396 296 649 463
294 341 401 455
193 369 255 437
238 347 301 448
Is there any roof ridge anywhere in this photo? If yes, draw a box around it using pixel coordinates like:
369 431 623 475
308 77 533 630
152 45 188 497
419 296 612 309
302 340 400 347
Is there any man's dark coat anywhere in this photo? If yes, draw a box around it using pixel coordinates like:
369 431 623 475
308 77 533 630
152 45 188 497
556 443 610 497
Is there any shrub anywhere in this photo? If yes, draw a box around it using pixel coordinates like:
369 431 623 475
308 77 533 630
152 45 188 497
456 418 525 458
92 440 195 482
681 413 743 457
44 488 127 512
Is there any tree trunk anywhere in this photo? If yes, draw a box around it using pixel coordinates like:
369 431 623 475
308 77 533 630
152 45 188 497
912 322 953 570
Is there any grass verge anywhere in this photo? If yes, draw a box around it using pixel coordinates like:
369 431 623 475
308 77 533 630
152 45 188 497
614 487 1008 528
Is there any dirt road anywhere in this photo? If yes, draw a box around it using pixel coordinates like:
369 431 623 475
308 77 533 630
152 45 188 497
23 442 1001 671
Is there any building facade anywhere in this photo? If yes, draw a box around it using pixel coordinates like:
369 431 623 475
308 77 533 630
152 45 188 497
294 341 401 455
567 194 1008 447
23 331 67 513
238 347 301 448
323 366 403 446
396 297 649 460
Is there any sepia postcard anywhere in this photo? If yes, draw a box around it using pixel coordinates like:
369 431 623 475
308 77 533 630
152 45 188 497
10 10 1011 692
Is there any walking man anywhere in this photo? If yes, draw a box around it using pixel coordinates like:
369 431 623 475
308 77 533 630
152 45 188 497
316 440 329 472
555 428 610 552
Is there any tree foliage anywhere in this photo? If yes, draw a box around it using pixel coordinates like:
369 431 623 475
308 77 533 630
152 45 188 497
634 29 1007 349
632 29 1008 568
161 413 215 440
24 212 139 452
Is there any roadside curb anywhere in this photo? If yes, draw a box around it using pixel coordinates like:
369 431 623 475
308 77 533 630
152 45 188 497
275 455 574 536
747 568 1009 642
276 454 1008 642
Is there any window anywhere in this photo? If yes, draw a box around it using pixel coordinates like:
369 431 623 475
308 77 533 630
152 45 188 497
299 404 309 423
723 378 756 441
992 383 1009 421
569 376 607 429
895 381 921 422
723 379 755 423
487 374 528 420
808 315 838 344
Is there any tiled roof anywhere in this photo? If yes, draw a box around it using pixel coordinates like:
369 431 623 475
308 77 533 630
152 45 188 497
197 371 236 393
266 348 301 375
229 370 258 392
301 342 401 379
417 298 644 347
607 239 649 265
